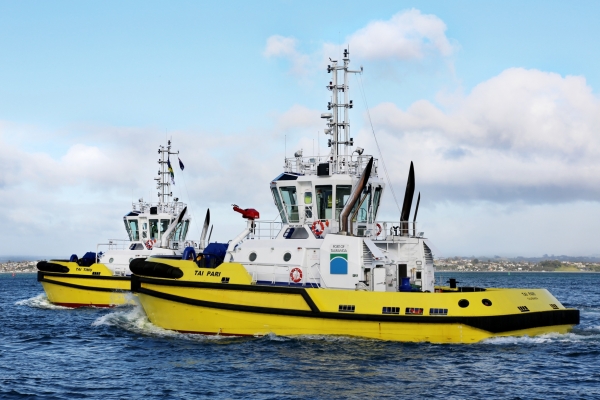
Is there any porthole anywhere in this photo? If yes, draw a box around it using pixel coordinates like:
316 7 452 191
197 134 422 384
283 252 292 262
109 258 114 264
249 252 257 262
458 299 469 308
482 299 492 307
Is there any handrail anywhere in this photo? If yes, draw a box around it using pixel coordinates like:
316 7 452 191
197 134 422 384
306 262 327 288
283 154 378 176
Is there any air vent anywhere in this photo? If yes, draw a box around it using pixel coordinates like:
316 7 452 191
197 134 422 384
518 306 530 312
430 308 448 315
382 307 400 315
405 307 423 315
339 305 355 313
550 304 559 309
221 277 230 284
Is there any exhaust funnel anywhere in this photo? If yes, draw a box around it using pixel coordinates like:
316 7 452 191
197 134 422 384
339 157 373 234
400 162 415 236
412 192 420 237
199 209 210 251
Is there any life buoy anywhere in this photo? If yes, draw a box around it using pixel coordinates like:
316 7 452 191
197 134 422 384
376 223 382 236
145 240 154 250
290 267 303 283
311 220 325 236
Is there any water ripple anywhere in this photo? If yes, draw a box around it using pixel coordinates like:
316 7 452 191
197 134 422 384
2 272 600 399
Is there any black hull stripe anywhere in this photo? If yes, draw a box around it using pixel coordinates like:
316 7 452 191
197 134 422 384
131 275 320 312
38 271 130 281
39 278 128 293
134 284 579 334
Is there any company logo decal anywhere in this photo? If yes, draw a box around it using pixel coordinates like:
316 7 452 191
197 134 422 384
330 245 348 274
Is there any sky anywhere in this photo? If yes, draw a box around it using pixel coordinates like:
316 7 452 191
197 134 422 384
1 0 599 258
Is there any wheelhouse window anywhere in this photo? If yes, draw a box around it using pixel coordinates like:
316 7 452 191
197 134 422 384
372 186 382 222
271 187 288 223
150 219 159 240
125 219 139 241
315 185 332 220
141 221 148 239
304 191 313 219
335 185 352 221
160 219 170 236
279 186 299 223
173 220 190 241
357 191 371 223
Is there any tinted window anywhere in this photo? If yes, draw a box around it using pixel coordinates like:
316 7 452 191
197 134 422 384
315 185 332 220
271 187 288 223
150 219 159 240
335 185 352 221
127 219 139 241
280 187 299 222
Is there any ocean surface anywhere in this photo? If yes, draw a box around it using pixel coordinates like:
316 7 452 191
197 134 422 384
1 272 599 399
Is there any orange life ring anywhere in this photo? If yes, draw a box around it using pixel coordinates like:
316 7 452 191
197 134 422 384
376 223 382 236
311 220 325 236
290 267 303 283
145 240 154 250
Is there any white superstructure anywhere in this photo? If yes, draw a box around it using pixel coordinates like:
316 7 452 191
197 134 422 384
226 50 435 293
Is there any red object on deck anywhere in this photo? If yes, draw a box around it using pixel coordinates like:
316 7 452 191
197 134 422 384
232 204 260 220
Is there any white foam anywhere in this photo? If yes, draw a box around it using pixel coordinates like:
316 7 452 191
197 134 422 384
91 301 229 341
14 293 70 310
482 330 598 345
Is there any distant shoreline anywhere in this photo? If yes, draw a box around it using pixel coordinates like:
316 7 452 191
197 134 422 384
436 270 599 273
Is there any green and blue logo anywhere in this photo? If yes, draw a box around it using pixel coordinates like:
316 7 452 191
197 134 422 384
330 253 348 274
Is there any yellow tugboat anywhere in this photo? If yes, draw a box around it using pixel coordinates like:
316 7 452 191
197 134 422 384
37 141 202 308
130 50 579 342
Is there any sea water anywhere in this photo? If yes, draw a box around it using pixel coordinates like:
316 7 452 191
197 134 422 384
2 272 599 399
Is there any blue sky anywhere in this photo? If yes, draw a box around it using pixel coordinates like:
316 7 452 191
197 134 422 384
1 1 599 258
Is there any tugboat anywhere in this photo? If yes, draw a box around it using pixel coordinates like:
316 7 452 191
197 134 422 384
37 141 200 307
129 51 579 342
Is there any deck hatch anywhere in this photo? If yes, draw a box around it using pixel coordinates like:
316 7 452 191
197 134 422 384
338 305 355 313
382 307 400 315
518 306 530 312
430 308 448 315
405 307 423 315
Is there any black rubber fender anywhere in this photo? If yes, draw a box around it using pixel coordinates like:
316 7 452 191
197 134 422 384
37 261 69 273
129 258 183 279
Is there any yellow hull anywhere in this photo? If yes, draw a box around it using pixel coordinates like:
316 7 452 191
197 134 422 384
131 261 579 343
37 261 132 308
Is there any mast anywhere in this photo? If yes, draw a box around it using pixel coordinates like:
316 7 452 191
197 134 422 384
326 48 361 174
155 140 179 204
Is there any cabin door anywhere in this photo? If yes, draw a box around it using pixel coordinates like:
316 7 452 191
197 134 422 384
397 264 408 290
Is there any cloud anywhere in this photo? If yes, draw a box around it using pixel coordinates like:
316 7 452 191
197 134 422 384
362 68 600 204
0 106 328 256
348 9 454 61
263 35 310 75
264 9 454 76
